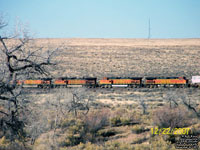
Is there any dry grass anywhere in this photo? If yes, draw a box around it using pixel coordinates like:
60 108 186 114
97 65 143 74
3 38 200 78
33 38 200 78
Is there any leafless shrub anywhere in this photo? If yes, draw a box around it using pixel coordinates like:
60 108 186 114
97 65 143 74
136 94 148 115
153 106 191 128
179 91 200 119
139 99 147 115
84 108 110 134
28 88 94 148
164 90 179 108
67 88 90 117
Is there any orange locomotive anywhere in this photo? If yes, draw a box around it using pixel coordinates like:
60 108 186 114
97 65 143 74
145 77 188 88
16 76 192 88
99 77 142 88
17 77 97 88
53 77 97 88
17 78 52 88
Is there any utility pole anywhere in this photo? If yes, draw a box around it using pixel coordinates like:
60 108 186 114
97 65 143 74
148 19 151 39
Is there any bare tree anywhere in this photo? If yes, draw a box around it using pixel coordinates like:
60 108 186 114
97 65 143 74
137 94 147 115
139 99 147 115
164 89 179 108
163 89 200 120
179 90 200 119
67 88 90 117
0 15 56 143
26 88 92 149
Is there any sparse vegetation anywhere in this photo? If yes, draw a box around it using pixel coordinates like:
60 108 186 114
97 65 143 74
1 19 200 149
35 38 200 78
1 87 198 150
153 105 192 128
131 125 146 134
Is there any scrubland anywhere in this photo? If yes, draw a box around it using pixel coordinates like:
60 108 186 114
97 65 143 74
34 38 200 78
1 38 200 150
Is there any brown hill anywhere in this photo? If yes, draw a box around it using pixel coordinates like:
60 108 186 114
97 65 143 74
5 38 200 78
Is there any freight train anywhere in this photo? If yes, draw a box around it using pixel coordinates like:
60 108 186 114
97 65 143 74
16 76 200 88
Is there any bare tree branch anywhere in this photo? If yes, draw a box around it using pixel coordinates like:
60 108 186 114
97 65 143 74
0 15 57 143
180 94 200 119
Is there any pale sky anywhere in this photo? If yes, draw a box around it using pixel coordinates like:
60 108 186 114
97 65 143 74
1 0 200 38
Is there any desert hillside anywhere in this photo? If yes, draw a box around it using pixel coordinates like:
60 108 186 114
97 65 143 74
1 38 200 150
31 38 200 78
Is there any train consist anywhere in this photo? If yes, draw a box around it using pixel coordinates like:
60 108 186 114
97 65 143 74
16 76 200 88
